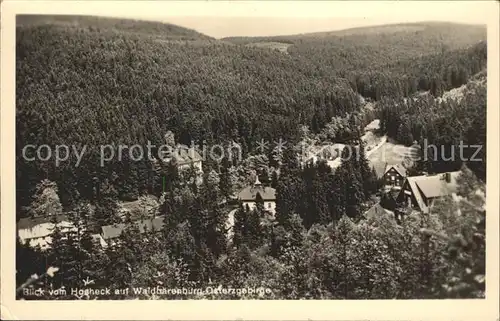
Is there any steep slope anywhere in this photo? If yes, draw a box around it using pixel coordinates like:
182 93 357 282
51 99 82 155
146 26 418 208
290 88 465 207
224 22 487 99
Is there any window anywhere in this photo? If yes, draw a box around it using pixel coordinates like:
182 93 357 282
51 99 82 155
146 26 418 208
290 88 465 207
391 176 395 181
268 202 272 208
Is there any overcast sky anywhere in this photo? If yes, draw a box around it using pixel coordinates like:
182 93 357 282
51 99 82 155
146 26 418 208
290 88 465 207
97 1 490 38
152 16 470 39
12 1 493 38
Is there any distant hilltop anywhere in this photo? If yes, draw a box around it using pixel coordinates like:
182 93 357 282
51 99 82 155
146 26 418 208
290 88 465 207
16 14 214 41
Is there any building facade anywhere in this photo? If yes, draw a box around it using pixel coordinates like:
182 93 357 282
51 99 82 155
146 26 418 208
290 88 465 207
396 171 461 213
383 164 407 190
17 215 76 250
238 177 276 214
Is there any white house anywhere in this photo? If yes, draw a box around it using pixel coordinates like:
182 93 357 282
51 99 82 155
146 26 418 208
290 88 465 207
17 215 76 250
162 145 203 173
237 177 276 214
161 145 203 185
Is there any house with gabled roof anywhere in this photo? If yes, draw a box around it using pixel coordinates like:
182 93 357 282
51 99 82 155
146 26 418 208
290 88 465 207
100 216 165 247
161 145 203 173
363 203 394 220
17 215 76 250
238 177 276 214
383 163 407 190
396 171 461 214
159 144 203 185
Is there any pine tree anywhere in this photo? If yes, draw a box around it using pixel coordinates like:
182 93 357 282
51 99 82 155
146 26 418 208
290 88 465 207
48 215 75 289
201 171 227 258
16 237 45 291
67 203 95 286
233 200 263 250
397 120 414 147
270 212 305 258
29 179 63 218
288 213 306 249
255 192 265 214
356 143 377 198
94 179 120 227
328 170 345 222
345 171 364 219
246 207 264 249
337 147 364 219
332 215 355 298
219 156 233 200
111 211 144 290
271 170 279 189
276 178 296 228
380 191 397 211
232 203 247 249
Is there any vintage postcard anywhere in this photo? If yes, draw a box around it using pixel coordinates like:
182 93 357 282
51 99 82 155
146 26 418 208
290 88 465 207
1 0 499 320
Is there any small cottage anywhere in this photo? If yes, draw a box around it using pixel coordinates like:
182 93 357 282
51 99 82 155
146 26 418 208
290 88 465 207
382 163 407 190
100 216 165 247
17 215 76 250
237 177 276 214
396 171 461 214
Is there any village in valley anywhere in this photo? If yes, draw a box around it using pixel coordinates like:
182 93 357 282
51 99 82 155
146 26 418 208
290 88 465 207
14 14 487 300
17 112 471 252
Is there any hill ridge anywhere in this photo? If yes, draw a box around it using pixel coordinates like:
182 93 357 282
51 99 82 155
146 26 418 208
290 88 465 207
16 14 214 41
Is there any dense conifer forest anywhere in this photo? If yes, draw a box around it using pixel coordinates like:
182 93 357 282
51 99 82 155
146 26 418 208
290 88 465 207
16 16 487 300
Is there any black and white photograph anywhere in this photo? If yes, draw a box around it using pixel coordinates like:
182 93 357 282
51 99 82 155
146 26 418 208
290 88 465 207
1 0 499 318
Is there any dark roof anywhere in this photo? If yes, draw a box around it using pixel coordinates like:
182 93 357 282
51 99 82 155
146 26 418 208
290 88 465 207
101 216 165 239
238 185 276 201
384 164 407 177
17 215 70 230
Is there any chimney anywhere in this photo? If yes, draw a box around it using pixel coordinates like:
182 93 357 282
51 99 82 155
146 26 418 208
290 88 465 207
254 176 262 186
444 172 451 183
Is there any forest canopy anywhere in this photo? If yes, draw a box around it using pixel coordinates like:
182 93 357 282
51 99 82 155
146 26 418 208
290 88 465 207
16 16 487 210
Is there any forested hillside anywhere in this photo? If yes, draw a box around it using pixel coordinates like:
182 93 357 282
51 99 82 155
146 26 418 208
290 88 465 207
16 18 487 210
16 15 213 41
16 16 360 208
378 72 487 180
15 16 488 300
225 22 487 98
